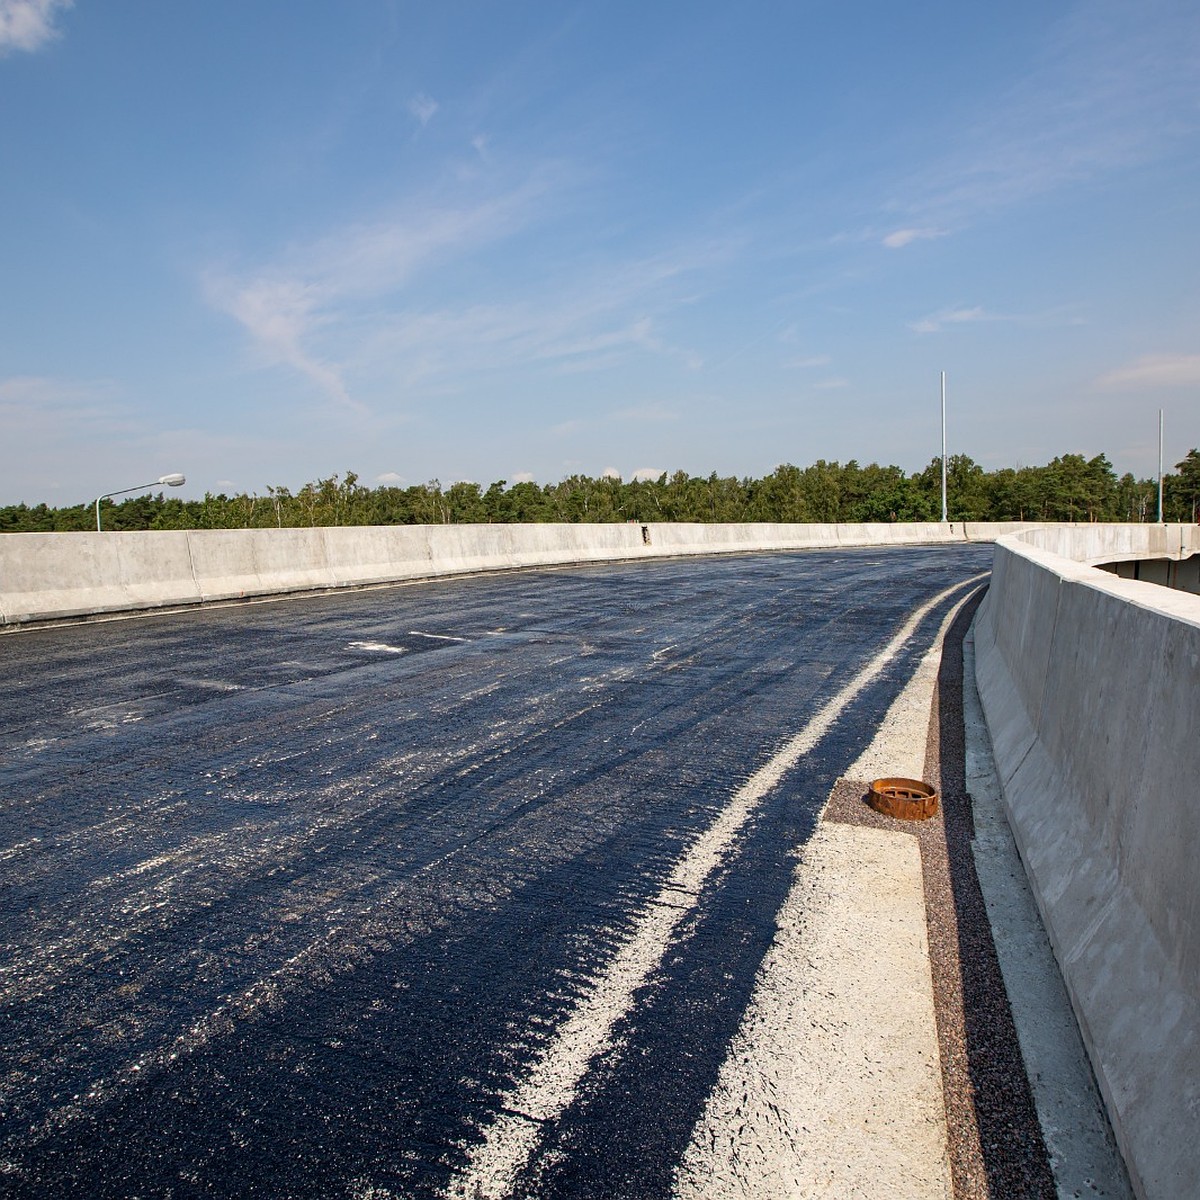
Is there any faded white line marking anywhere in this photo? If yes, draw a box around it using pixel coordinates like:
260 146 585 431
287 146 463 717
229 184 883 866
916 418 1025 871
674 589 984 1200
676 823 949 1200
347 641 408 655
445 572 988 1200
408 631 469 643
849 585 983 782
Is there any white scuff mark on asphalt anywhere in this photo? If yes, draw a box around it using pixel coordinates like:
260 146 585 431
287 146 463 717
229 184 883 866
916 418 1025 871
444 572 988 1200
20 736 58 754
68 692 172 717
0 836 44 863
176 677 244 692
347 641 408 655
408 631 468 643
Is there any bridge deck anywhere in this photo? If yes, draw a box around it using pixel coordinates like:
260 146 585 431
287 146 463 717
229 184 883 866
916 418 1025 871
0 547 1123 1198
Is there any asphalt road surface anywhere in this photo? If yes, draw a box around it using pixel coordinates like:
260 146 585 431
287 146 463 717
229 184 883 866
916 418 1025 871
0 546 991 1198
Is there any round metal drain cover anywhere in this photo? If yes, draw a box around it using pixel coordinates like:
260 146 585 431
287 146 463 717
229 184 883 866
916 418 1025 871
868 777 939 821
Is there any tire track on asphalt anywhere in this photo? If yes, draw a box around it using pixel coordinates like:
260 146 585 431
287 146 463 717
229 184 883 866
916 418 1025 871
445 572 987 1200
0 551 993 1195
0 579 873 1149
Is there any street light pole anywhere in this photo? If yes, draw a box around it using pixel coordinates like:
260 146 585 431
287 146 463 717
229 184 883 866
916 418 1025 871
1157 409 1164 524
95 473 186 532
940 371 948 523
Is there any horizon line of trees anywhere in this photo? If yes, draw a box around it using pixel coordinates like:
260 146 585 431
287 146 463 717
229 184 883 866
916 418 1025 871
3 450 1198 534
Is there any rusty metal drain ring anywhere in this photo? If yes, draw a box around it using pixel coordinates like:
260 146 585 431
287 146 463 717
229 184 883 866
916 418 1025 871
868 777 939 821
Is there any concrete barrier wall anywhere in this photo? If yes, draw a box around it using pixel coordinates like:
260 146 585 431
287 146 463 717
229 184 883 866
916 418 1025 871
974 524 1200 1200
0 520 1029 627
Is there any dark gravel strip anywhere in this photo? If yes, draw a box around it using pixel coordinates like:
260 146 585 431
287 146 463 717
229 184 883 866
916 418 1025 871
824 591 1056 1200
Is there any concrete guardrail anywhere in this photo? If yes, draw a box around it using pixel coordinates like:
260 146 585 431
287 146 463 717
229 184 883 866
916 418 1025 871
974 524 1200 1200
0 521 1025 627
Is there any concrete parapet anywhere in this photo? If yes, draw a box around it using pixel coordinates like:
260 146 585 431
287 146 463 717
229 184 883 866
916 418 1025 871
187 529 338 600
1 521 1027 627
974 524 1200 1200
1014 521 1200 565
0 530 201 623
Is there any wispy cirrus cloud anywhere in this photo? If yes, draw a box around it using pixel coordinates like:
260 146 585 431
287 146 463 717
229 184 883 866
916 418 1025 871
881 227 946 250
205 171 565 410
206 153 733 413
909 303 1086 335
0 374 122 430
208 274 361 411
1095 353 1200 389
612 404 678 424
909 306 989 335
408 92 439 127
0 0 71 55
885 1 1200 231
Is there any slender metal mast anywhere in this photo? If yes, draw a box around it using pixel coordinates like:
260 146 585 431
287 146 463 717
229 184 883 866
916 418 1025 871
1158 408 1164 523
940 371 948 522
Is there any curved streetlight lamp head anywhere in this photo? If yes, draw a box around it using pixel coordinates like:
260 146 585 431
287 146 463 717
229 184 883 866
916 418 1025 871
95 472 186 531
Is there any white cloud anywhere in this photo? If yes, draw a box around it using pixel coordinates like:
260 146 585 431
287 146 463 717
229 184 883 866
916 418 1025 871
205 173 562 410
611 403 677 424
510 471 536 484
601 466 621 479
335 240 721 388
881 227 945 250
376 471 405 485
909 306 989 335
204 154 733 418
205 272 360 412
0 0 71 55
0 375 123 431
887 2 1200 230
631 466 665 481
408 93 439 126
1095 353 1200 389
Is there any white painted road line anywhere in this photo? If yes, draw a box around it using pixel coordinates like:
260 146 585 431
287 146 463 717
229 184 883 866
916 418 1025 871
676 822 949 1200
848 586 981 784
445 573 987 1200
674 588 982 1200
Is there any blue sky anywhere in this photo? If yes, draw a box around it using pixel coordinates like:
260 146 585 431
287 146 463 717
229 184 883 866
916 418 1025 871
1 0 1197 505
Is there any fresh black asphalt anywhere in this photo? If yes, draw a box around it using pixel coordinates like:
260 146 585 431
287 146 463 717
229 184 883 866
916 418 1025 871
0 545 992 1198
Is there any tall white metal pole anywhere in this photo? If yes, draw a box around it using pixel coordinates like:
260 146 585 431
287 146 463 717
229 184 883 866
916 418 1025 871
1158 408 1164 523
940 371 948 522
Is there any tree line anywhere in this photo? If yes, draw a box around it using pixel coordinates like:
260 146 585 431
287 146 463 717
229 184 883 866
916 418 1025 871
3 451 1198 533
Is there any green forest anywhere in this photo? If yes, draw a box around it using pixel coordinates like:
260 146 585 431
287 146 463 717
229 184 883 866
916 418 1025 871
3 450 1199 533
